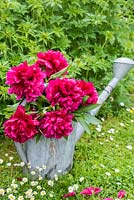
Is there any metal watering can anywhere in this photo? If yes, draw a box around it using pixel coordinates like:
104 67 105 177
14 58 134 179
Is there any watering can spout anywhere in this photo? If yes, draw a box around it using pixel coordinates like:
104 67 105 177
113 57 134 80
90 57 134 116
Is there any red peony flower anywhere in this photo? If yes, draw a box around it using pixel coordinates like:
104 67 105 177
80 186 102 196
46 78 83 112
77 80 98 105
4 106 39 143
117 190 126 199
6 62 45 102
104 198 114 200
63 192 76 198
36 50 68 78
39 110 74 139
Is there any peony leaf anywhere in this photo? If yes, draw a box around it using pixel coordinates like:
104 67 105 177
35 133 42 143
75 104 100 114
38 95 49 104
64 136 68 140
48 67 68 80
36 95 50 111
76 117 90 134
82 113 100 125
82 95 89 103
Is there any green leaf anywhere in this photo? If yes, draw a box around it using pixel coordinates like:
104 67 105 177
48 67 68 80
2 103 20 118
74 104 100 114
38 95 49 103
75 116 90 134
36 95 49 110
82 95 89 103
2 112 13 119
3 102 19 112
35 133 42 143
82 113 100 125
64 136 68 140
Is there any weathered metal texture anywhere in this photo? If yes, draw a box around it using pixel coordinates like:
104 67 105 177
14 122 84 179
14 57 134 179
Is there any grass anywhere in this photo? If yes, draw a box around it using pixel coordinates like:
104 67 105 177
0 104 134 200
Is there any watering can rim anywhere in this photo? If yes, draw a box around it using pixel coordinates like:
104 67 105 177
114 57 134 65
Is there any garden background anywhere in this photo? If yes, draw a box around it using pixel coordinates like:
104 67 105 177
0 0 134 199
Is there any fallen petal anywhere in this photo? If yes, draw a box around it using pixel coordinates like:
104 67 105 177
104 198 114 200
118 190 126 198
63 192 76 198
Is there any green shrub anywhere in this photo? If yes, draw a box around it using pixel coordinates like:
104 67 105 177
0 0 134 70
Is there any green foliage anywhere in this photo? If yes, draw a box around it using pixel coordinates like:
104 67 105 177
0 0 134 132
0 0 133 70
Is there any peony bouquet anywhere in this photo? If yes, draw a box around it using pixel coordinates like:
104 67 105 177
4 50 99 144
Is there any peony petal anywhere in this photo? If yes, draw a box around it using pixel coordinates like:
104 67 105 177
117 190 126 198
104 198 114 200
63 192 76 198
80 188 92 195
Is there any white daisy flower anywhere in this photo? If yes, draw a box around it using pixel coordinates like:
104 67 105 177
108 128 115 134
31 171 36 175
116 182 121 185
126 145 132 150
9 157 14 161
54 174 58 181
114 168 120 173
48 180 54 187
79 177 84 182
38 175 43 181
0 189 5 196
99 142 103 145
119 102 125 106
33 191 37 195
22 177 28 183
120 122 125 127
7 162 11 166
31 181 38 186
8 194 16 200
20 162 25 167
36 185 42 190
73 184 79 191
68 186 74 193
0 159 4 164
110 136 114 141
100 164 105 168
105 172 111 176
18 196 24 200
49 193 54 198
29 197 35 200
11 184 18 189
40 190 46 196
7 188 12 193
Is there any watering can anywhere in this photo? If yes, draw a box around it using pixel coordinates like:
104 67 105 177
14 57 134 179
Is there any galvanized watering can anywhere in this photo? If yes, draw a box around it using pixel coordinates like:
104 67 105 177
14 58 134 179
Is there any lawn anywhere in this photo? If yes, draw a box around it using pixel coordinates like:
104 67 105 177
0 101 134 200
